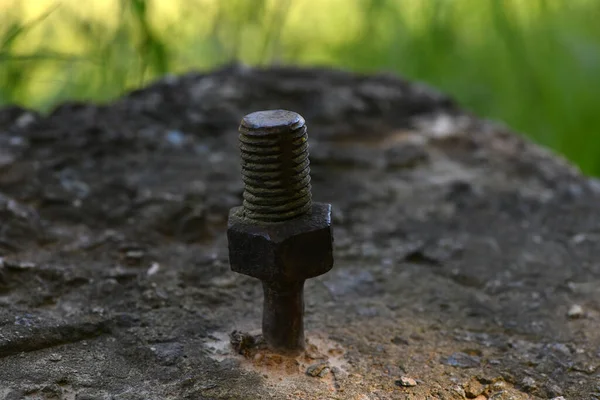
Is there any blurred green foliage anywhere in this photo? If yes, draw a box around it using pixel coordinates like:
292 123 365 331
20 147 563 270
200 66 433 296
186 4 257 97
1 0 599 174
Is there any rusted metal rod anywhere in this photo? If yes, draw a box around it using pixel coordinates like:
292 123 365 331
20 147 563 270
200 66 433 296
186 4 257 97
227 110 334 353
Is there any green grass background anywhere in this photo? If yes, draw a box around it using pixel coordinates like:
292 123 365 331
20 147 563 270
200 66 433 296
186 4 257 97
1 0 599 175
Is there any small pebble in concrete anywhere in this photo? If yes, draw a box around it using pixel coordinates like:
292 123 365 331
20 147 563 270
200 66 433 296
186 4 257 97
147 262 160 276
125 250 144 262
396 376 418 387
306 362 330 378
463 377 485 398
567 304 584 319
391 336 409 346
545 383 564 397
442 352 481 368
521 376 536 390
451 386 466 397
5 260 36 270
165 130 185 147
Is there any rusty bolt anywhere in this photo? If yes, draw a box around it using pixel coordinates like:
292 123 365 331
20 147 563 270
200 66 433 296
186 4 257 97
227 110 334 353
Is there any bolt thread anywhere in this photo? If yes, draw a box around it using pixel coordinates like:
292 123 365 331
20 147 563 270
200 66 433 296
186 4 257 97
238 110 312 223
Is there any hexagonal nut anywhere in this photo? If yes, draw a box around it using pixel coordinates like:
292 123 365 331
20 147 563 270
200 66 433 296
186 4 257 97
227 203 333 282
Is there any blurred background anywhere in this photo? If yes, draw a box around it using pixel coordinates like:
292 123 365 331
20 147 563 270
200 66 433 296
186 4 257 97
1 0 599 175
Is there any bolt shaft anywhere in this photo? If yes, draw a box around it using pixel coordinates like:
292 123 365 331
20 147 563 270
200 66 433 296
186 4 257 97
239 110 312 223
261 280 305 352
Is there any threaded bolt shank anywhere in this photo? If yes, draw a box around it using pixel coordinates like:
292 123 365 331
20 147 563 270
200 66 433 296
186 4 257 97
239 110 312 223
